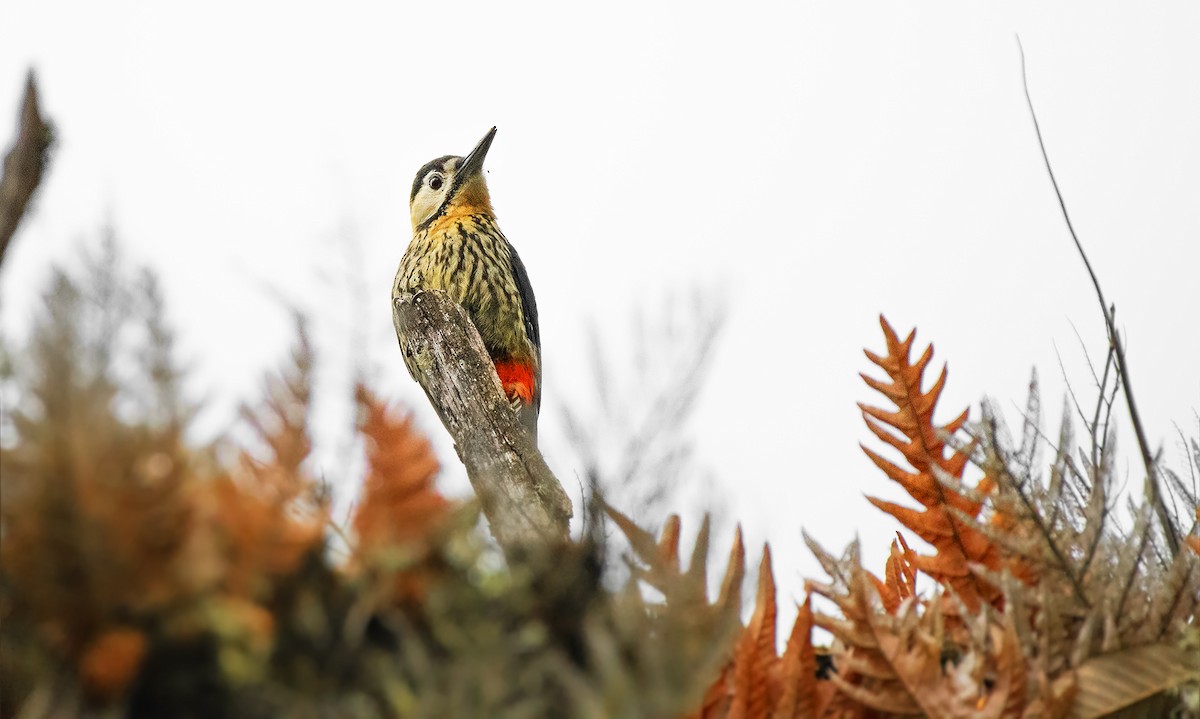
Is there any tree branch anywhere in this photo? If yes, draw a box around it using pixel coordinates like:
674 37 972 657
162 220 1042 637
393 290 572 552
1 70 53 266
1017 37 1180 557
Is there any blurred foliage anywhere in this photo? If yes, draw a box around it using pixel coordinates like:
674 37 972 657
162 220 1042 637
0 241 739 718
1 242 1198 718
560 292 725 524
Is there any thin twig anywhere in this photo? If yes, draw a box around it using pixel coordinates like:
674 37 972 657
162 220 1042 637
1017 37 1179 557
1052 342 1092 434
985 413 1092 608
1067 319 1102 388
1091 335 1117 469
1068 315 1118 469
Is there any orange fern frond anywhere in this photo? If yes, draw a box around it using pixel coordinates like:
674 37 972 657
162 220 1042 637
215 327 327 597
237 324 315 505
807 543 922 717
688 546 829 719
717 526 746 610
808 540 1029 717
210 475 325 597
875 533 918 614
727 546 777 719
772 597 821 719
78 627 147 703
866 598 1028 717
351 383 446 554
860 315 1004 611
658 514 683 572
0 399 201 658
349 385 449 608
608 509 748 719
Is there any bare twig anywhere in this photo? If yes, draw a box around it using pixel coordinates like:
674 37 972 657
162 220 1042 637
393 290 572 553
1017 37 1180 557
984 411 1092 608
0 70 53 266
1065 316 1120 469
1052 342 1091 433
560 292 724 520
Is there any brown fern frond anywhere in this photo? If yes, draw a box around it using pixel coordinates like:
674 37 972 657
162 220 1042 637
659 514 683 571
349 384 450 607
78 628 147 703
717 524 745 611
726 546 777 719
871 609 1031 719
965 389 1200 674
607 509 745 719
877 533 918 614
216 324 326 597
690 662 736 719
807 536 1033 718
208 475 324 598
0 247 206 659
805 538 922 717
687 546 830 719
860 315 1007 611
351 383 446 554
607 506 742 615
772 597 820 719
1070 643 1199 718
237 317 316 505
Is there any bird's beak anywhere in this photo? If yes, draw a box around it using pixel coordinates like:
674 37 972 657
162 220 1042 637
457 126 497 181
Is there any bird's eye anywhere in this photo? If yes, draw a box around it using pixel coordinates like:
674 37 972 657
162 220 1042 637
428 174 444 191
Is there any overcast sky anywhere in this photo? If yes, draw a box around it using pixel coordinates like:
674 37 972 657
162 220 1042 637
3 2 1198 625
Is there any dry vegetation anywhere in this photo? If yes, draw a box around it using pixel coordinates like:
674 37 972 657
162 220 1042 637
2 73 1198 719
2 239 1196 717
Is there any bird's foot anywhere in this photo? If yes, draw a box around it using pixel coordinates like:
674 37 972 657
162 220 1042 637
502 380 534 408
494 359 535 408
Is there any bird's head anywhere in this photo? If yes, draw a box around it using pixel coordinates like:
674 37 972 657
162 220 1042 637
409 127 497 231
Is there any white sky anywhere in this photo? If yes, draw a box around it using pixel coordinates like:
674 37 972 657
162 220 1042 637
3 2 1198 625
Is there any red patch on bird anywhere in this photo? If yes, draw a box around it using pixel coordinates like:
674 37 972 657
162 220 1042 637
494 360 536 405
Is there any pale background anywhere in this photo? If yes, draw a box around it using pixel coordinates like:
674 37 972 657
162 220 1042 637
3 2 1198 628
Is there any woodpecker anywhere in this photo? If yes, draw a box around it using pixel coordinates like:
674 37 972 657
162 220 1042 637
393 127 542 437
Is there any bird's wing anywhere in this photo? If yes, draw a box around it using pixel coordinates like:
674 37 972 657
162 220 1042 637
507 245 540 352
506 242 541 407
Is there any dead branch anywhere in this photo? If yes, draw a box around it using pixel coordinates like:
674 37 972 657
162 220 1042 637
1 70 53 266
1017 38 1180 557
392 289 572 552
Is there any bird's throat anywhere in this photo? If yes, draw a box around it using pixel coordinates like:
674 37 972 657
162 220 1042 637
447 176 493 218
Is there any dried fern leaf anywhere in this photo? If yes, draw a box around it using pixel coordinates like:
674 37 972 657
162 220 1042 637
1069 643 1198 719
860 316 1007 610
727 546 777 719
883 533 918 612
351 383 446 554
772 597 819 719
805 540 919 714
717 526 746 611
237 318 317 505
660 514 683 571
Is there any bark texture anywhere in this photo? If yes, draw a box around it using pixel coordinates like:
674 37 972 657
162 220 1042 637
1 71 53 266
393 290 572 551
